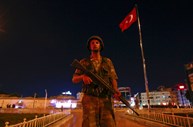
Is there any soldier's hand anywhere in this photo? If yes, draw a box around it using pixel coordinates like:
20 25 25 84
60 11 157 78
82 75 93 85
114 90 121 101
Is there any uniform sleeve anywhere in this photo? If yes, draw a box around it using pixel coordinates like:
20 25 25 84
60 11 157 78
73 59 85 76
107 58 118 80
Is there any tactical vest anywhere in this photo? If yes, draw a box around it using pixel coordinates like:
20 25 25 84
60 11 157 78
81 57 112 97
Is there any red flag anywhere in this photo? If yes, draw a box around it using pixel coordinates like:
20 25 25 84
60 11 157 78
119 7 137 32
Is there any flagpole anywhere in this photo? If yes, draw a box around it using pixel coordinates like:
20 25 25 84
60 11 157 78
135 4 150 110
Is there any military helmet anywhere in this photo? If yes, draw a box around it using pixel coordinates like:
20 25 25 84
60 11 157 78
87 35 104 51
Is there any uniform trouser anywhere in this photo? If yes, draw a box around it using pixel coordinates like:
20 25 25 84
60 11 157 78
82 94 116 127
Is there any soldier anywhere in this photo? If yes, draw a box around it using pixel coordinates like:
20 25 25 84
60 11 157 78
72 35 121 127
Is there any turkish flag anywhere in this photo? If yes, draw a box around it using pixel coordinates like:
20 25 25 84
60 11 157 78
119 7 137 32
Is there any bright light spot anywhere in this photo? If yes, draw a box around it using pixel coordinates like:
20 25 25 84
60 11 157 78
51 99 77 108
139 106 143 110
179 86 184 89
127 109 133 114
162 102 167 105
51 99 57 103
62 91 72 95
130 97 135 107
71 103 77 108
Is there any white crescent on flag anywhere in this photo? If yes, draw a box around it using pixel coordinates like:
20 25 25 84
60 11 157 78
125 14 133 24
128 14 133 23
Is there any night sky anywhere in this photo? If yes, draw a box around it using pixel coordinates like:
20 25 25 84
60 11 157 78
0 0 192 97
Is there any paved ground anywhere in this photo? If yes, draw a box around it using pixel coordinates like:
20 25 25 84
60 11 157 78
51 109 149 127
115 110 149 127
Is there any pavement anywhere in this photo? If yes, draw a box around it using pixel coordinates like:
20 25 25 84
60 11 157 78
48 109 154 127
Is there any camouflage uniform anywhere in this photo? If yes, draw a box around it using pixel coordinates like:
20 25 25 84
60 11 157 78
73 57 118 127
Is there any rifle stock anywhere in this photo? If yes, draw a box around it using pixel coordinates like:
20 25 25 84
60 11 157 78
71 59 139 116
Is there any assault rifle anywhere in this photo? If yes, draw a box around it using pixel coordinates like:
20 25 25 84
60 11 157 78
71 59 139 116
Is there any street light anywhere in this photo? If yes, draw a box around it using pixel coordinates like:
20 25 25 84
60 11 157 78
33 93 37 108
44 89 47 110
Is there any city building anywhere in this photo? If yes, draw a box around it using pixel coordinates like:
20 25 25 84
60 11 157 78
118 87 131 100
141 91 171 106
114 87 131 107
140 85 190 107
0 91 80 109
175 83 190 107
185 61 193 104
